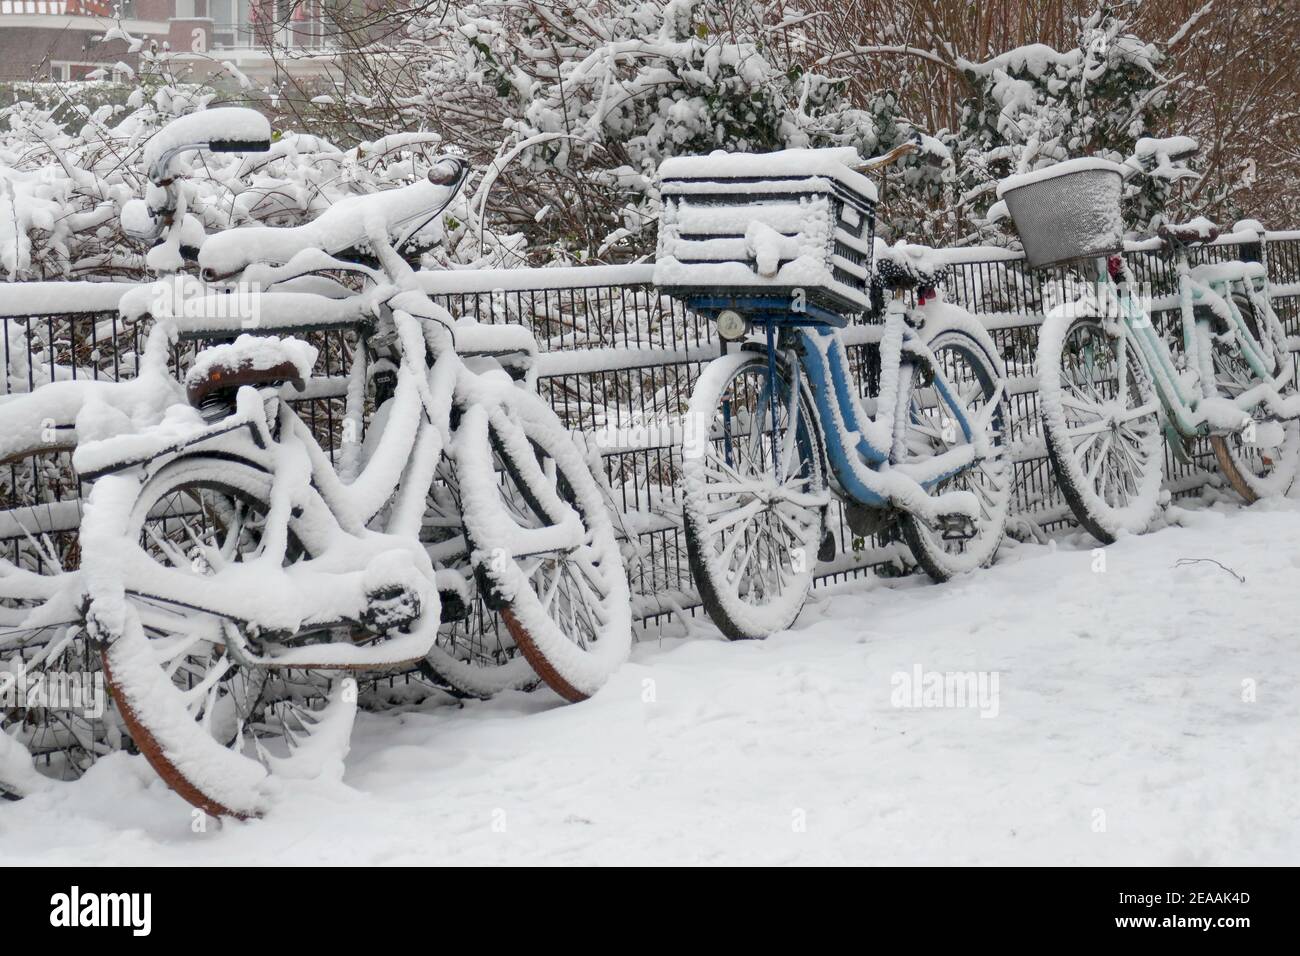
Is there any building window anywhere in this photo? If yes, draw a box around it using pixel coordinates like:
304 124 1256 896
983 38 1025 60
2 1 67 12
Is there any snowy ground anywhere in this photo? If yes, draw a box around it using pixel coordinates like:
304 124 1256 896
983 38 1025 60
3 492 1298 865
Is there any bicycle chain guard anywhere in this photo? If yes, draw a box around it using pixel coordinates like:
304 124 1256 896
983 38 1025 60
843 499 899 539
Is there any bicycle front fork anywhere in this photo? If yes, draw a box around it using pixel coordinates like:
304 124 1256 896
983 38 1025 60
763 320 782 468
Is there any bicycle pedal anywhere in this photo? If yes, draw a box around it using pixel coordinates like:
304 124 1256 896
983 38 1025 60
437 587 469 623
937 514 976 541
360 584 422 633
817 529 835 564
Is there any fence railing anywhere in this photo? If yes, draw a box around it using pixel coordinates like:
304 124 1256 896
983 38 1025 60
4 235 1300 625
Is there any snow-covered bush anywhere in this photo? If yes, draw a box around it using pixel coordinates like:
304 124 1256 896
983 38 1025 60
0 83 228 281
796 0 1298 244
3 1 1290 279
0 86 493 281
954 6 1179 239
293 0 939 262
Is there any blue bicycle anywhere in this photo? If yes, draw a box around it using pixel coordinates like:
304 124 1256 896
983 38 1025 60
657 147 1011 640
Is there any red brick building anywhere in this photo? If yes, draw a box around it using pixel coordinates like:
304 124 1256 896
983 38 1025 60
0 1 330 82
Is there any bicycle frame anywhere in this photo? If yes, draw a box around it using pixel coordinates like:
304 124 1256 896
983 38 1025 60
736 300 987 516
66 264 458 657
75 228 592 673
1101 243 1294 440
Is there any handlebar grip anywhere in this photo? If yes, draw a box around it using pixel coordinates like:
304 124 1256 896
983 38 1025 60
208 138 271 154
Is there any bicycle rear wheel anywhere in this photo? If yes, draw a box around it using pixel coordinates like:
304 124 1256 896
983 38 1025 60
85 460 359 818
1206 296 1300 501
1038 311 1165 543
681 351 827 641
897 326 1011 579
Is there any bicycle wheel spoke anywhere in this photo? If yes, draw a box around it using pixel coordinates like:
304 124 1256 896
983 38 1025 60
1058 392 1108 420
707 498 766 536
1069 426 1107 456
719 508 762 571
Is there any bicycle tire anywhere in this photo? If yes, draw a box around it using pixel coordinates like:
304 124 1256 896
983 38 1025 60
1206 294 1300 501
1038 310 1165 543
681 351 828 641
454 390 631 702
897 324 1011 580
86 458 357 818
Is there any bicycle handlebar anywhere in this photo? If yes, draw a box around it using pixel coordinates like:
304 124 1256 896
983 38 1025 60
125 109 273 245
198 154 469 282
143 109 272 185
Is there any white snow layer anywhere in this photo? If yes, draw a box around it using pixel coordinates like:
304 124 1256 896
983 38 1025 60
996 157 1125 198
3 498 1298 864
141 108 271 174
658 146 878 203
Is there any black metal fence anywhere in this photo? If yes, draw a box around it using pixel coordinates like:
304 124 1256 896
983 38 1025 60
4 235 1300 626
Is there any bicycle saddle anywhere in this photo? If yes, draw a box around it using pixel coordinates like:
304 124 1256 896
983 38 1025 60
185 336 316 410
1157 219 1219 248
873 242 943 291
198 157 469 281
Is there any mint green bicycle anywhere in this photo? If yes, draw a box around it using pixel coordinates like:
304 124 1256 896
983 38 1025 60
1002 160 1300 542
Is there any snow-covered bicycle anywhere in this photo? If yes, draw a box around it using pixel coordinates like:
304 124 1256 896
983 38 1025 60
3 110 631 816
655 146 1010 640
120 109 554 701
1002 156 1300 543
0 111 280 798
0 111 318 798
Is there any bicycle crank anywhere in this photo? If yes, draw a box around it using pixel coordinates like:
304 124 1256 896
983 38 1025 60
843 500 900 539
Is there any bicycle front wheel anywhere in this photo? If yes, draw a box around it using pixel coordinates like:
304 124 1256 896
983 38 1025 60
454 391 631 703
1038 311 1165 543
681 351 828 641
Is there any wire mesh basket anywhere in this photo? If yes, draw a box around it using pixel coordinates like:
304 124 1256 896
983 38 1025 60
997 159 1125 270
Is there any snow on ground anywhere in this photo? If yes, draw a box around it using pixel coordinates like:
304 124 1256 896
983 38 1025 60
2 494 1298 865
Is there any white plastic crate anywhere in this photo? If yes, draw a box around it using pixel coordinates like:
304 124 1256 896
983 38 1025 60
653 147 878 320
